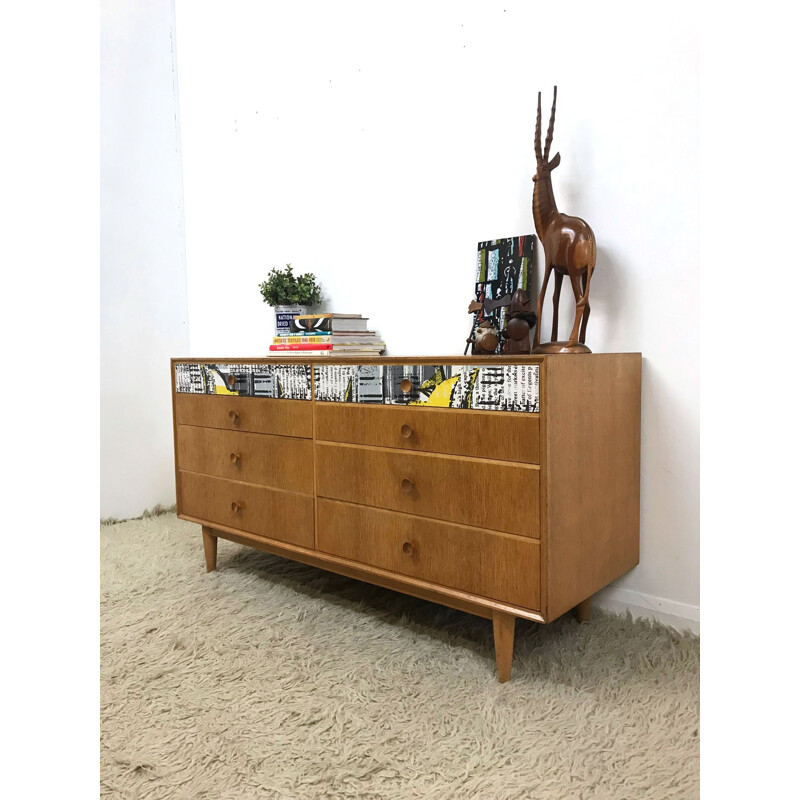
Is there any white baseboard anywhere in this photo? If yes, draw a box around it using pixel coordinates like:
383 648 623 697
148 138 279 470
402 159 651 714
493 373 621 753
592 587 700 635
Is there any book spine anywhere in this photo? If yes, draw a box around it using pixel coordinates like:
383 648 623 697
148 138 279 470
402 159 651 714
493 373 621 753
289 318 332 333
273 335 333 344
293 314 364 320
269 343 333 351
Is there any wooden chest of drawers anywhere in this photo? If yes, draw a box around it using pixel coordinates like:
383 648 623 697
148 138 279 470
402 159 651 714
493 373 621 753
171 354 641 682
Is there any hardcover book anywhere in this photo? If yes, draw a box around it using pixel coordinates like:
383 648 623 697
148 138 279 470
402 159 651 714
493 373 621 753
289 315 370 333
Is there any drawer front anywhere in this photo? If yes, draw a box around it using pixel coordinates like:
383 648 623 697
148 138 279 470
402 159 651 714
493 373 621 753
175 361 312 400
315 402 539 464
317 499 541 609
175 393 312 438
314 363 539 413
315 442 540 537
179 471 314 548
176 425 314 493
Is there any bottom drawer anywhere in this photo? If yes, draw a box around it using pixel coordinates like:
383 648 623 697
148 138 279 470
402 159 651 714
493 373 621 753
179 471 314 548
317 498 540 610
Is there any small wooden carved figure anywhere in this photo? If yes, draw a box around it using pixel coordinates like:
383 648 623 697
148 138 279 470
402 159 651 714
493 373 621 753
467 320 500 354
502 289 537 354
531 87 596 353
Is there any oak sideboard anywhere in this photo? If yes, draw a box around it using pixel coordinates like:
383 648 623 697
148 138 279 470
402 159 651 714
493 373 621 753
171 354 641 682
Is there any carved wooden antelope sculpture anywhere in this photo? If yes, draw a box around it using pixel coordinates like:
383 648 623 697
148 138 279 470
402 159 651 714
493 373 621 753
532 87 596 353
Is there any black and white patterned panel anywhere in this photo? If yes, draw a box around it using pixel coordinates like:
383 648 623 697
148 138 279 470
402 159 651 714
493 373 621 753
174 363 312 400
312 364 539 413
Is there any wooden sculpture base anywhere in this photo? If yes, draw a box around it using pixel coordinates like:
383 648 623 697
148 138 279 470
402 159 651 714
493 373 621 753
532 341 592 355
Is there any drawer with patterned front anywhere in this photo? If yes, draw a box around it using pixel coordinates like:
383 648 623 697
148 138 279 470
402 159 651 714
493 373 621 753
313 363 539 413
175 361 312 400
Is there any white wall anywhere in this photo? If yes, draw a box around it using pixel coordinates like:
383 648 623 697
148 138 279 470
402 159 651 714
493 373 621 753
101 0 189 519
175 1 699 628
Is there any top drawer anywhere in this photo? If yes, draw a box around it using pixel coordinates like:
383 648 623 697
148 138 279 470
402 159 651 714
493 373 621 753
174 394 312 439
175 361 312 400
313 363 539 413
315 403 539 464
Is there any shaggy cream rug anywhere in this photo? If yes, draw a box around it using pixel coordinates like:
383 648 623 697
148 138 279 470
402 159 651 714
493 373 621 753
101 513 699 799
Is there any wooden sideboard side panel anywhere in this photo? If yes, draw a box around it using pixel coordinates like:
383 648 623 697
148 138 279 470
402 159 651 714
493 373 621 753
315 402 540 464
544 353 642 620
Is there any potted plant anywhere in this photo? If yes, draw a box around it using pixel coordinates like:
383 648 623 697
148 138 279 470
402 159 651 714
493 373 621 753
259 264 322 334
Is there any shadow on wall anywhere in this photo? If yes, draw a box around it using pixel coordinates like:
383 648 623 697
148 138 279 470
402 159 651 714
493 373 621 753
637 355 699 588
537 244 635 349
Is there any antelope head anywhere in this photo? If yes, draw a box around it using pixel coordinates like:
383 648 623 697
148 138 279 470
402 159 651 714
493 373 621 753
533 86 561 183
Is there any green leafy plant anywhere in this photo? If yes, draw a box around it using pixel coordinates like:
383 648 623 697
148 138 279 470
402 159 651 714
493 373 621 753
258 264 322 307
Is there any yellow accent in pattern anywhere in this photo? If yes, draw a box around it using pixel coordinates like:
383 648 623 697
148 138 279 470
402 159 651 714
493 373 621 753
409 376 459 407
213 385 238 395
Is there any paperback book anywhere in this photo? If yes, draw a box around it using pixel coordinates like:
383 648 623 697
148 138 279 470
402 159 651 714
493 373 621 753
269 343 385 352
271 334 383 345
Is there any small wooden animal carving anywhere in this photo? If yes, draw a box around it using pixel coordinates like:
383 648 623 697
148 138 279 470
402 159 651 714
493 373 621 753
467 321 500 354
531 87 596 353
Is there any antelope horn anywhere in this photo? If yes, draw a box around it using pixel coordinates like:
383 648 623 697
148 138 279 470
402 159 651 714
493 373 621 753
543 85 557 160
534 91 543 164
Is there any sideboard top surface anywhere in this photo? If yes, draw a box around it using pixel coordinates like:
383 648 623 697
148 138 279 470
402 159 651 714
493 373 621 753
171 353 641 366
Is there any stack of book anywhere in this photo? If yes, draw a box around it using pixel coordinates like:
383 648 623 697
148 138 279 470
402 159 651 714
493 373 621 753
269 313 385 357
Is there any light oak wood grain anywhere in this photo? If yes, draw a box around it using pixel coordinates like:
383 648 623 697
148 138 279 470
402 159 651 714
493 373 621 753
202 526 217 572
575 598 591 623
184 519 547 624
493 611 516 683
176 425 314 493
315 402 540 464
174 393 312 439
316 498 541 609
315 442 540 537
542 353 641 620
171 353 642 682
179 471 314 548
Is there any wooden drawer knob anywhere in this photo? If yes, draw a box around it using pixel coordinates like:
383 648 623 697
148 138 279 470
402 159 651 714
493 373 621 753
228 409 240 423
402 541 415 556
230 452 242 465
401 478 415 494
400 424 413 439
230 501 243 514
400 378 413 393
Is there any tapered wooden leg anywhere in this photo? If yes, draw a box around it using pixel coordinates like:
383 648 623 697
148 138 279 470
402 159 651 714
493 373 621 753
492 611 516 683
575 598 591 623
202 526 218 572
